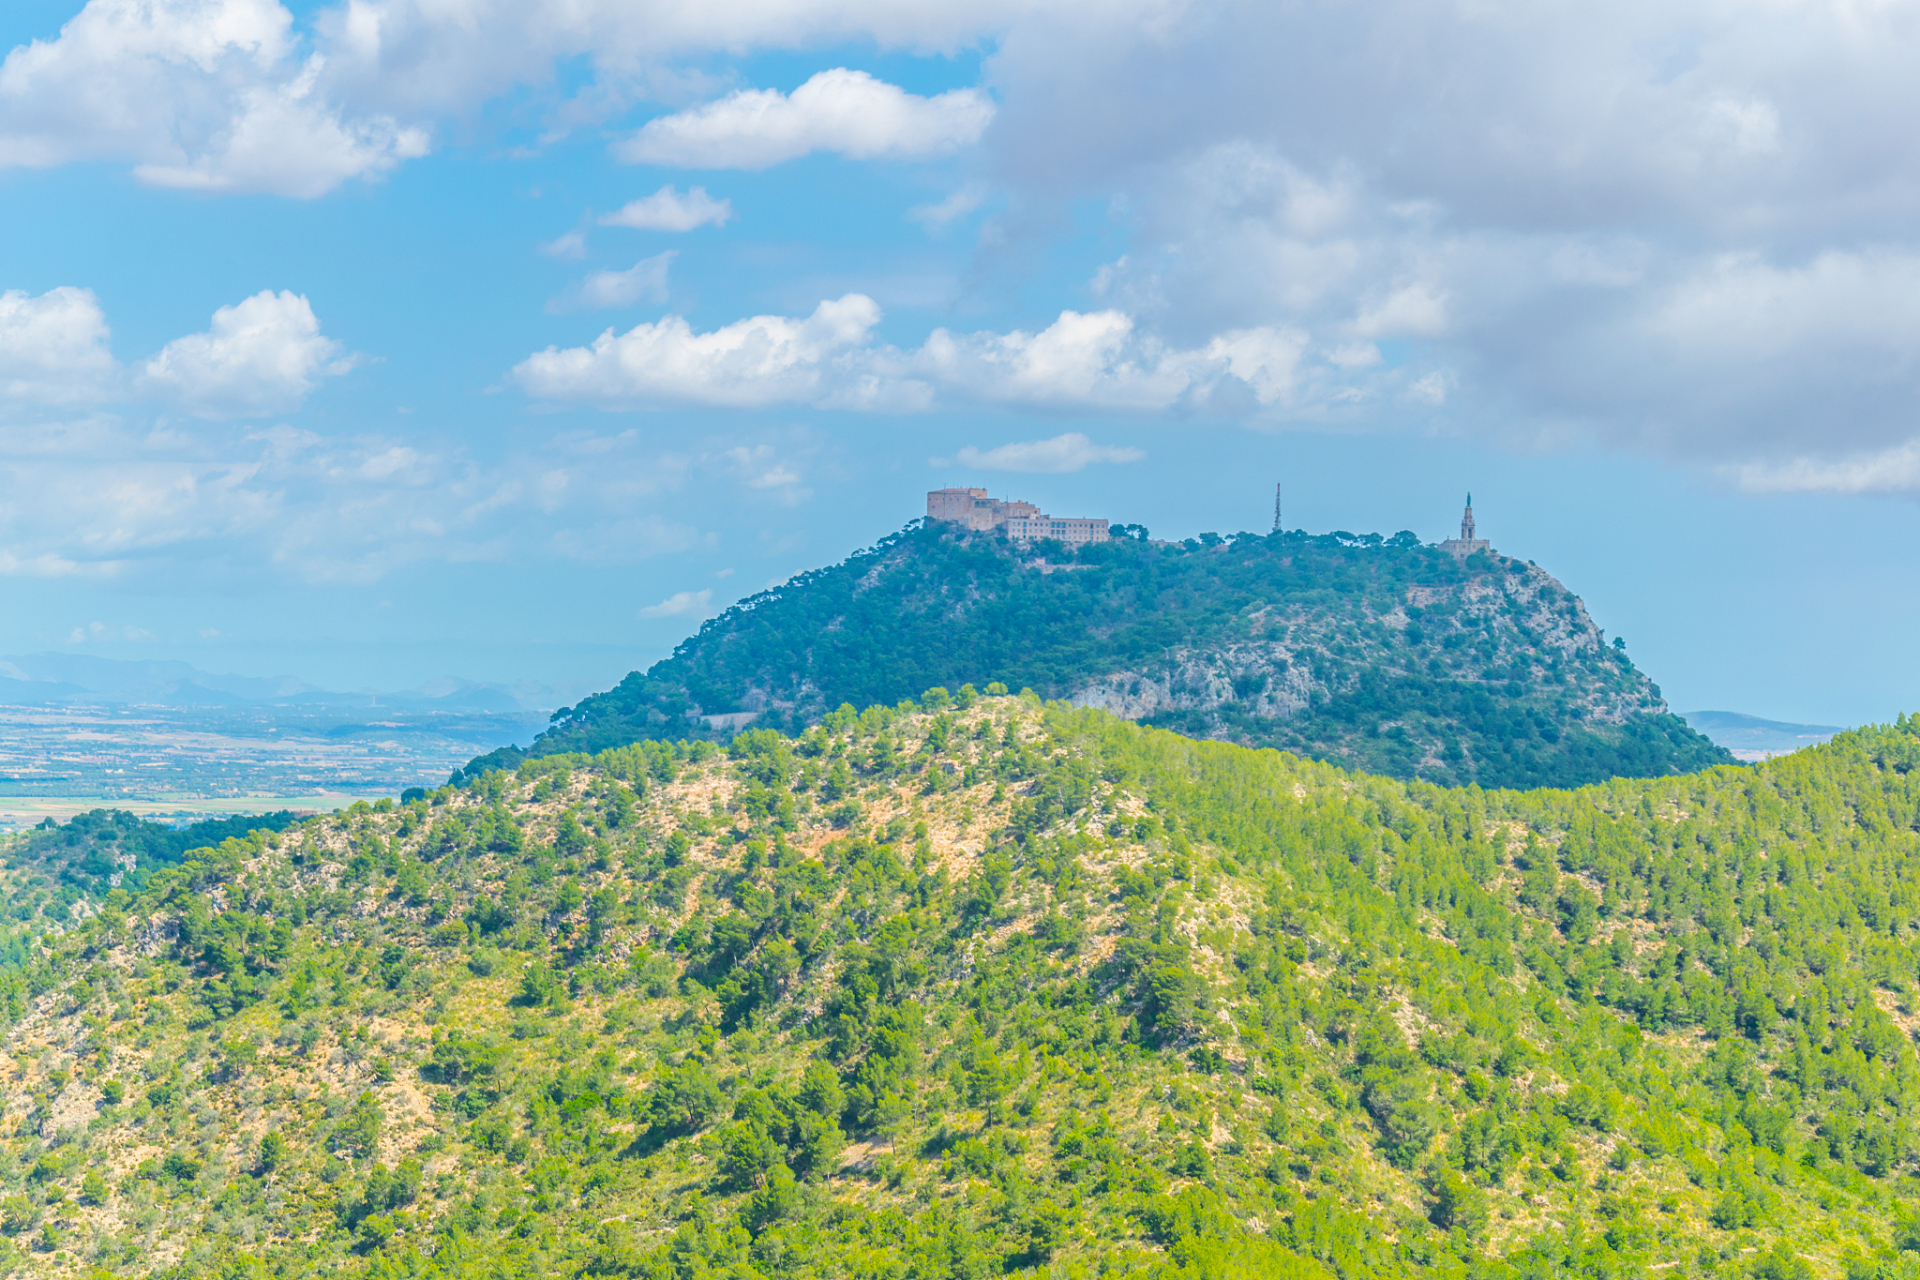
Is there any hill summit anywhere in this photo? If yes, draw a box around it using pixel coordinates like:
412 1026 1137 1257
476 520 1727 790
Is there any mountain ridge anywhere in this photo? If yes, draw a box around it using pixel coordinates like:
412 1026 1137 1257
0 654 564 714
1682 712 1845 761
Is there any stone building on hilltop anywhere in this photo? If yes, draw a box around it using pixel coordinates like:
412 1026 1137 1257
926 488 1110 545
1439 494 1491 559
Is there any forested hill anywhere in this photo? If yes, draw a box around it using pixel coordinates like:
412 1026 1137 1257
475 521 1728 790
7 810 305 913
2 697 1920 1280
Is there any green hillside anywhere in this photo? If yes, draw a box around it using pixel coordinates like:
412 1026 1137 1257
474 522 1728 791
6 811 305 910
1 695 1918 1280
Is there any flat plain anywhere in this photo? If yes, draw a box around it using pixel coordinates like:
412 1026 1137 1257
0 702 542 828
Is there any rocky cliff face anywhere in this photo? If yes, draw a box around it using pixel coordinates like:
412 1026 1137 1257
483 524 1727 790
1066 556 1675 781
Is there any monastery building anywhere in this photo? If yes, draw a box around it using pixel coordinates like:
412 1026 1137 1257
925 488 1110 545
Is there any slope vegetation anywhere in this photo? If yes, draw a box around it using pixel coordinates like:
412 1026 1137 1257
1 696 1918 1280
488 523 1727 790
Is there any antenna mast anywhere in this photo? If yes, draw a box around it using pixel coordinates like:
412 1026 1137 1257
1272 483 1283 534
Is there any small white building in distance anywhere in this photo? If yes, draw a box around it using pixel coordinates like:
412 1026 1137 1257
1439 494 1491 559
926 488 1110 545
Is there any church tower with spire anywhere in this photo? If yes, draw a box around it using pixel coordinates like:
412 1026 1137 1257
1439 493 1491 560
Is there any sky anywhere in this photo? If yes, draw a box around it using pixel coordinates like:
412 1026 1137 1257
1 0 1918 726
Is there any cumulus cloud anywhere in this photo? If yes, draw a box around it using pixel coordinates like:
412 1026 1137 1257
305 0 1037 120
511 294 1391 414
524 290 1405 414
599 185 733 231
513 294 882 408
4 0 1008 196
949 432 1144 473
0 285 362 419
129 70 429 197
639 588 711 618
17 0 1920 489
138 290 354 418
0 0 426 197
962 4 1920 488
0 287 117 403
615 69 994 169
913 311 1195 410
936 314 1306 413
554 252 677 311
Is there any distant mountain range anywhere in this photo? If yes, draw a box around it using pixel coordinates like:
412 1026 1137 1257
0 653 562 713
1682 709 1845 760
464 521 1734 790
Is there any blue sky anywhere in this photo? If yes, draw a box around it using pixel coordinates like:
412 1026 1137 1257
2 0 1918 725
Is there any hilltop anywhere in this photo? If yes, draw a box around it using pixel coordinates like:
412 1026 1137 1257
0 695 1917 1279
473 522 1728 790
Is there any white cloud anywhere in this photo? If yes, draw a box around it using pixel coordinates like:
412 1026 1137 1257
1726 441 1920 497
910 313 1327 412
599 184 733 231
721 444 804 490
541 231 588 259
129 68 429 197
1326 343 1382 369
0 2 1041 194
639 588 711 618
138 290 354 418
0 0 427 197
912 310 1187 409
1407 371 1448 405
0 287 117 403
957 1 1920 484
555 252 676 311
1703 97 1781 157
1202 328 1309 406
0 406 719 588
19 0 1920 493
1495 248 1920 471
511 294 1387 414
909 182 988 228
1647 251 1920 368
1351 282 1448 339
512 294 881 407
615 69 994 169
306 0 1039 121
950 432 1144 473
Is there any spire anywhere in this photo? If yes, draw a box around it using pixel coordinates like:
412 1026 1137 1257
1441 491 1488 560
